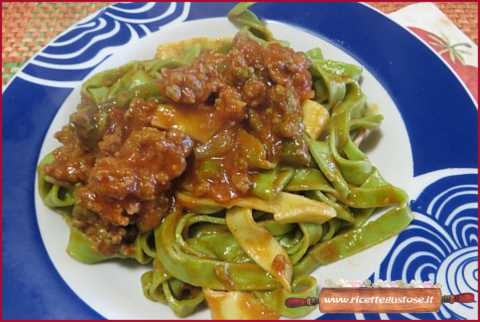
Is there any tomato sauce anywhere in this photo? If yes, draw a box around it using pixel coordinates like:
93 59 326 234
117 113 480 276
44 32 313 254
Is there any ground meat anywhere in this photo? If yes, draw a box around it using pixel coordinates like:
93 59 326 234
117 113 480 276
214 86 247 122
91 127 191 200
45 97 193 255
97 127 123 156
158 33 312 118
136 196 171 232
98 98 160 156
230 33 265 72
242 78 267 107
263 42 313 101
71 205 128 256
268 85 304 138
158 33 313 202
159 52 225 104
69 96 103 151
44 125 95 184
78 127 192 227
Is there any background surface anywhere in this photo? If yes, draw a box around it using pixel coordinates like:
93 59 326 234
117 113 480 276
2 2 478 86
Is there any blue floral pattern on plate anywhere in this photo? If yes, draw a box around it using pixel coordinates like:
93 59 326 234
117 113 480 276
320 170 478 320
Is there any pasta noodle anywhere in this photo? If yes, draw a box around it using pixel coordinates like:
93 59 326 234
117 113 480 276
37 3 412 318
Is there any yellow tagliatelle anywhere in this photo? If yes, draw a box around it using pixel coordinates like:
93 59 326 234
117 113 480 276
226 207 293 290
177 191 336 224
203 289 280 320
302 99 329 139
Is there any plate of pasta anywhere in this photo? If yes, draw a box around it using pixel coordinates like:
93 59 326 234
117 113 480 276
3 2 477 320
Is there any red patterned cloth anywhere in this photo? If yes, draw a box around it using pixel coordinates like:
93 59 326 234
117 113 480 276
389 3 478 104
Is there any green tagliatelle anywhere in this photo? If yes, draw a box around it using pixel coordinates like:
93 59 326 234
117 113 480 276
81 46 205 106
228 2 274 44
37 2 412 319
141 259 205 317
37 153 75 212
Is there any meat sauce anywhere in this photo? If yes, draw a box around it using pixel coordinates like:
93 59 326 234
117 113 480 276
43 32 313 255
158 33 313 202
46 99 193 255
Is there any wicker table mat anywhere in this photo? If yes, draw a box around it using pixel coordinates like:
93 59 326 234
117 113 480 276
2 2 478 86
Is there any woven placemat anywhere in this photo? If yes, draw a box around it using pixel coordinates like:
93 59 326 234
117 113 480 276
2 2 477 86
371 2 477 43
2 2 113 85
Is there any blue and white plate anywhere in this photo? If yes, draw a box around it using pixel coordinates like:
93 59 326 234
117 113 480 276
3 2 477 320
